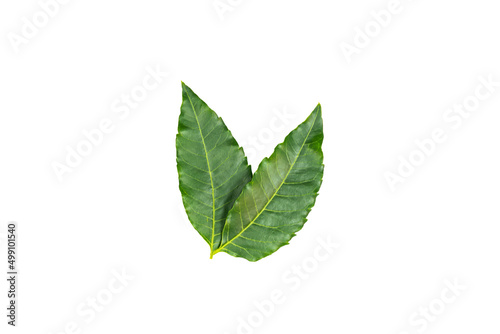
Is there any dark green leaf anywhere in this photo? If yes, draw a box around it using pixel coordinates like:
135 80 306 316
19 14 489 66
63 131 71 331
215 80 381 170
213 105 324 261
176 83 252 257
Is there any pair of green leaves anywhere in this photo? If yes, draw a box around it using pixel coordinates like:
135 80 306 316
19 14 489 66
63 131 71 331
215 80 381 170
176 83 324 262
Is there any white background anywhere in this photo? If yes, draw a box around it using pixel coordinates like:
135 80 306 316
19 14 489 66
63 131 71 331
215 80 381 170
1 0 500 333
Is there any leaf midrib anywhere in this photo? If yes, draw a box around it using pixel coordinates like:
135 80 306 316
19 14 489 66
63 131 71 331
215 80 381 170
183 85 217 255
214 110 319 255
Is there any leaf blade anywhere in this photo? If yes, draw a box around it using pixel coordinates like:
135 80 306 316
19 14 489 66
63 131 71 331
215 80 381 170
214 104 324 261
176 83 252 255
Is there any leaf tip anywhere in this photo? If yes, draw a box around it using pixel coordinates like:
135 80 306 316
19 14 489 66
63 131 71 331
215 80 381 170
315 103 322 115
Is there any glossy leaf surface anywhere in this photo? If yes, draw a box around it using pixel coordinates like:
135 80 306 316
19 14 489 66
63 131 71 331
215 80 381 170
213 105 324 261
176 83 252 256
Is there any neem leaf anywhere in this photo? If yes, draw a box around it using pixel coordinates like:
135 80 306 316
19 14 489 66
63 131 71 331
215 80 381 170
212 105 324 261
176 83 252 256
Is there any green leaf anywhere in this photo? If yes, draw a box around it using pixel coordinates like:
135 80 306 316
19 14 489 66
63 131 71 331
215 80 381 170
176 83 252 257
213 104 324 261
